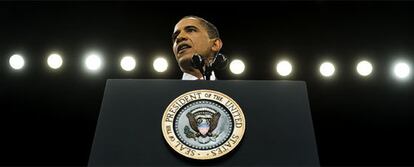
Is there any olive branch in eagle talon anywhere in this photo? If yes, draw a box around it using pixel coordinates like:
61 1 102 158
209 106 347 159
184 111 221 140
184 126 196 140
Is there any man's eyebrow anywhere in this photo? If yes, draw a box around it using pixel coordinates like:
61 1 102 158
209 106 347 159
184 25 199 31
172 25 199 42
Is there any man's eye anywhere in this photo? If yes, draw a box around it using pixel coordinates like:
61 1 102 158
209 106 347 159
187 28 196 32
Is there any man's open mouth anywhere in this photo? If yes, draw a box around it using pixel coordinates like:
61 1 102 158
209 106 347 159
177 44 192 54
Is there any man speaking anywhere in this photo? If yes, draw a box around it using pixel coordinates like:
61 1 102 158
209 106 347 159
172 16 224 80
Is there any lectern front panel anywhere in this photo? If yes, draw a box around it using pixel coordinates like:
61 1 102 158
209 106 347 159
88 79 319 166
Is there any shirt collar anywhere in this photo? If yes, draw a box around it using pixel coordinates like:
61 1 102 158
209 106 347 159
182 71 216 80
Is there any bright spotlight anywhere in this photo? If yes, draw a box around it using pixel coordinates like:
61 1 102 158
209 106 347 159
120 56 136 71
230 59 245 75
393 62 411 79
85 53 102 71
319 62 335 77
47 53 63 69
356 60 373 76
153 57 168 72
9 54 25 70
276 60 292 76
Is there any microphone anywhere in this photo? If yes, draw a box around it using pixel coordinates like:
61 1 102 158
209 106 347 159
191 54 205 70
210 53 228 70
191 54 205 79
191 53 228 80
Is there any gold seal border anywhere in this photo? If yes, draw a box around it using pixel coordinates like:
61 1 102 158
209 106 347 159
161 89 246 160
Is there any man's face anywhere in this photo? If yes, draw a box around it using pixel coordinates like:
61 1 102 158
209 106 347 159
172 18 214 70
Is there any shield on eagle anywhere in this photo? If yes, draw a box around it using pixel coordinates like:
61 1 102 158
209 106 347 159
186 108 221 138
197 121 210 135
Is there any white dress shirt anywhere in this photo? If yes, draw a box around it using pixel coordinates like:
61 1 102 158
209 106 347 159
182 71 216 80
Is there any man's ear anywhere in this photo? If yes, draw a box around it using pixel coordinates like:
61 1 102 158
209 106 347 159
211 38 223 52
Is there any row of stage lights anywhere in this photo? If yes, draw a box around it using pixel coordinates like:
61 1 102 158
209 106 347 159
6 53 412 81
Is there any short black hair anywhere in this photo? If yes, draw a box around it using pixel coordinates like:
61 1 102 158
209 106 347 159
181 15 220 39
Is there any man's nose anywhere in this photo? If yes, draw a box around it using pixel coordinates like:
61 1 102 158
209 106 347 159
176 33 188 43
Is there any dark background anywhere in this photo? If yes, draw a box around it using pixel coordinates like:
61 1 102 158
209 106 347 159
1 1 413 166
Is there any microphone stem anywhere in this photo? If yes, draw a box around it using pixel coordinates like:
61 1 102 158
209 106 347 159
205 66 212 80
205 72 210 80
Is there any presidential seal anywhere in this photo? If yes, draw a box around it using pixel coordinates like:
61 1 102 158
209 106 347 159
161 89 246 160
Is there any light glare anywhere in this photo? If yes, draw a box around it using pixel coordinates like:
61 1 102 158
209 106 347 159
120 56 136 71
230 59 245 75
356 60 373 76
153 57 168 72
47 53 63 69
319 62 335 77
393 62 411 79
276 60 292 76
9 54 25 70
85 53 102 71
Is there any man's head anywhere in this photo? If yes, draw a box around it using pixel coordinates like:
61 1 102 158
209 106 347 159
172 16 223 73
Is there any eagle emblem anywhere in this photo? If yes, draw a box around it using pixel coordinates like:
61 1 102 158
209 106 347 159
184 108 221 144
162 90 246 160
